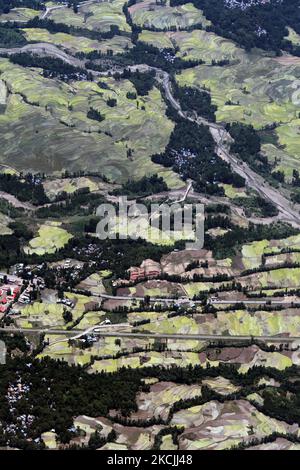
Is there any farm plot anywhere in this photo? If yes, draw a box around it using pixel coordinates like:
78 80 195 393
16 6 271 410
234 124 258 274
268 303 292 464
171 29 243 63
0 8 38 23
241 234 300 269
129 0 210 30
89 350 201 373
176 52 300 175
16 302 66 329
75 272 107 295
196 309 300 338
172 400 296 450
122 279 186 298
0 59 175 180
41 335 154 367
138 30 174 49
22 28 133 55
261 143 300 183
132 381 202 421
24 221 72 255
43 176 115 200
49 0 131 33
239 267 300 290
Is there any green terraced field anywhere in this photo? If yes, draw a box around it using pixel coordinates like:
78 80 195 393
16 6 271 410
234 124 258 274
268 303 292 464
0 59 176 181
0 8 38 23
49 0 131 33
129 0 210 30
241 234 300 269
138 30 175 49
17 302 66 329
23 28 133 55
172 29 243 63
176 50 300 176
24 222 72 255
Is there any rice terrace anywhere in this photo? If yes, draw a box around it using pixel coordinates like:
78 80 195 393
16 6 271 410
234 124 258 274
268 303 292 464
1 0 300 458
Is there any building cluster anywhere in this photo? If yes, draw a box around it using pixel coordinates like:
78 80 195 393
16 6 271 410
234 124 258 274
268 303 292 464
128 259 161 282
224 0 271 10
5 378 34 438
0 274 22 314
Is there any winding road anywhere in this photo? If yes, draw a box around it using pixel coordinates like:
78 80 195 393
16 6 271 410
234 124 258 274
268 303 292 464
0 39 298 227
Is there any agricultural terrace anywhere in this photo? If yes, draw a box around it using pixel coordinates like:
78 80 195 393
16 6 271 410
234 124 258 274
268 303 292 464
42 176 115 201
24 221 72 255
138 30 174 49
176 51 300 177
241 234 300 269
0 59 175 180
139 29 243 63
22 28 133 55
170 400 295 450
0 8 38 23
48 0 131 33
129 0 210 30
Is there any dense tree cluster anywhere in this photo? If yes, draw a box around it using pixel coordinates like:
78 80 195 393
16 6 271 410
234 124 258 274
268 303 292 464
0 0 42 13
172 82 217 122
113 174 168 197
170 0 300 54
1 357 300 448
205 222 297 259
9 53 93 81
0 173 48 205
0 24 26 47
114 68 156 96
228 122 274 178
152 119 245 195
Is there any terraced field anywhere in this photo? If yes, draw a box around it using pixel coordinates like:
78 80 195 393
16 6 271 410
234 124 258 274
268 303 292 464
172 29 242 62
17 302 66 329
129 0 210 30
0 59 175 180
49 0 131 33
172 400 296 450
23 28 133 55
43 176 114 200
177 50 300 178
241 234 300 269
138 30 175 49
0 8 38 23
24 221 72 255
